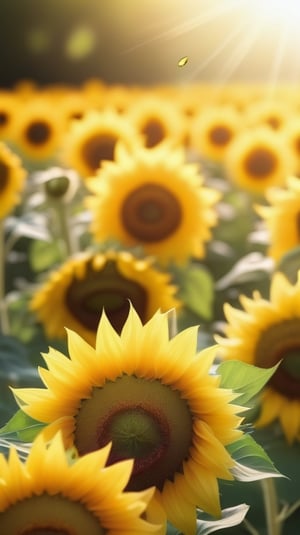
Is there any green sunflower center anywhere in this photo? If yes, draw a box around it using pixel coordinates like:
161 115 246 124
141 119 166 148
0 159 9 192
65 260 147 333
81 134 117 172
74 375 193 491
121 183 182 242
26 121 51 145
0 494 104 535
244 147 277 178
209 125 232 146
255 319 300 399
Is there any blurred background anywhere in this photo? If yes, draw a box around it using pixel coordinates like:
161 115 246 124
1 0 300 88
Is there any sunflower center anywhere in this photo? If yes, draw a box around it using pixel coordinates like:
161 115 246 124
81 134 117 172
141 119 166 148
65 260 147 333
209 125 232 146
26 121 51 145
0 159 9 192
0 111 9 126
0 493 104 535
74 375 193 491
255 319 300 399
244 147 277 178
121 183 182 242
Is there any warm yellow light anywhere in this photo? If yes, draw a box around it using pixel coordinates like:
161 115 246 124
250 0 300 25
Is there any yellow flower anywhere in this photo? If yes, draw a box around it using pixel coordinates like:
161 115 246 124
0 142 27 220
256 176 300 261
244 99 292 130
224 126 295 194
216 271 300 444
30 250 181 345
87 143 221 264
61 109 142 178
13 307 243 535
281 116 300 176
0 90 20 141
0 432 159 534
11 97 64 161
190 105 241 163
127 94 186 149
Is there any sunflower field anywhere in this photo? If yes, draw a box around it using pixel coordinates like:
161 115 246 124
0 1 300 534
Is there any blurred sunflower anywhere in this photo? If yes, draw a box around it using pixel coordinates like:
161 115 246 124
0 91 20 141
11 97 64 162
87 144 221 264
13 307 243 535
224 127 295 194
127 94 186 148
281 117 300 176
0 432 159 534
256 176 300 261
0 142 27 220
61 109 142 178
216 271 300 444
244 99 291 130
190 105 241 163
30 250 181 345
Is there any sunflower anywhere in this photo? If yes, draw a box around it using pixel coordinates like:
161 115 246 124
224 126 295 194
256 176 300 261
244 99 292 130
87 143 221 264
0 142 27 220
216 271 300 444
189 105 241 163
11 97 65 162
13 307 243 535
61 109 142 178
281 117 300 177
30 250 181 345
0 91 20 141
0 432 159 534
127 94 186 149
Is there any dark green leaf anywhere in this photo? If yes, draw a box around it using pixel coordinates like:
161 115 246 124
228 434 281 480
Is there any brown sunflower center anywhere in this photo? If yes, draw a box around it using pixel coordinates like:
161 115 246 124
209 125 232 146
255 319 300 399
121 183 182 242
0 494 104 535
65 260 147 334
141 119 166 148
81 134 117 172
294 136 300 155
25 121 51 145
74 375 193 491
0 111 9 126
266 116 281 129
0 159 9 192
244 147 277 178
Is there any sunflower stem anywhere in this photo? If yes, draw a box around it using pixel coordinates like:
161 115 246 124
0 218 10 335
54 201 77 258
168 308 178 338
261 478 282 535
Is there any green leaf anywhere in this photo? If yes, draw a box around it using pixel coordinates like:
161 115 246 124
196 504 249 534
217 360 279 407
0 410 45 442
276 245 300 284
227 434 281 480
29 238 62 272
175 264 214 320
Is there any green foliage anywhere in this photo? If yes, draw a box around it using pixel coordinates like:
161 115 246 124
217 359 279 407
173 263 214 321
0 410 45 442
